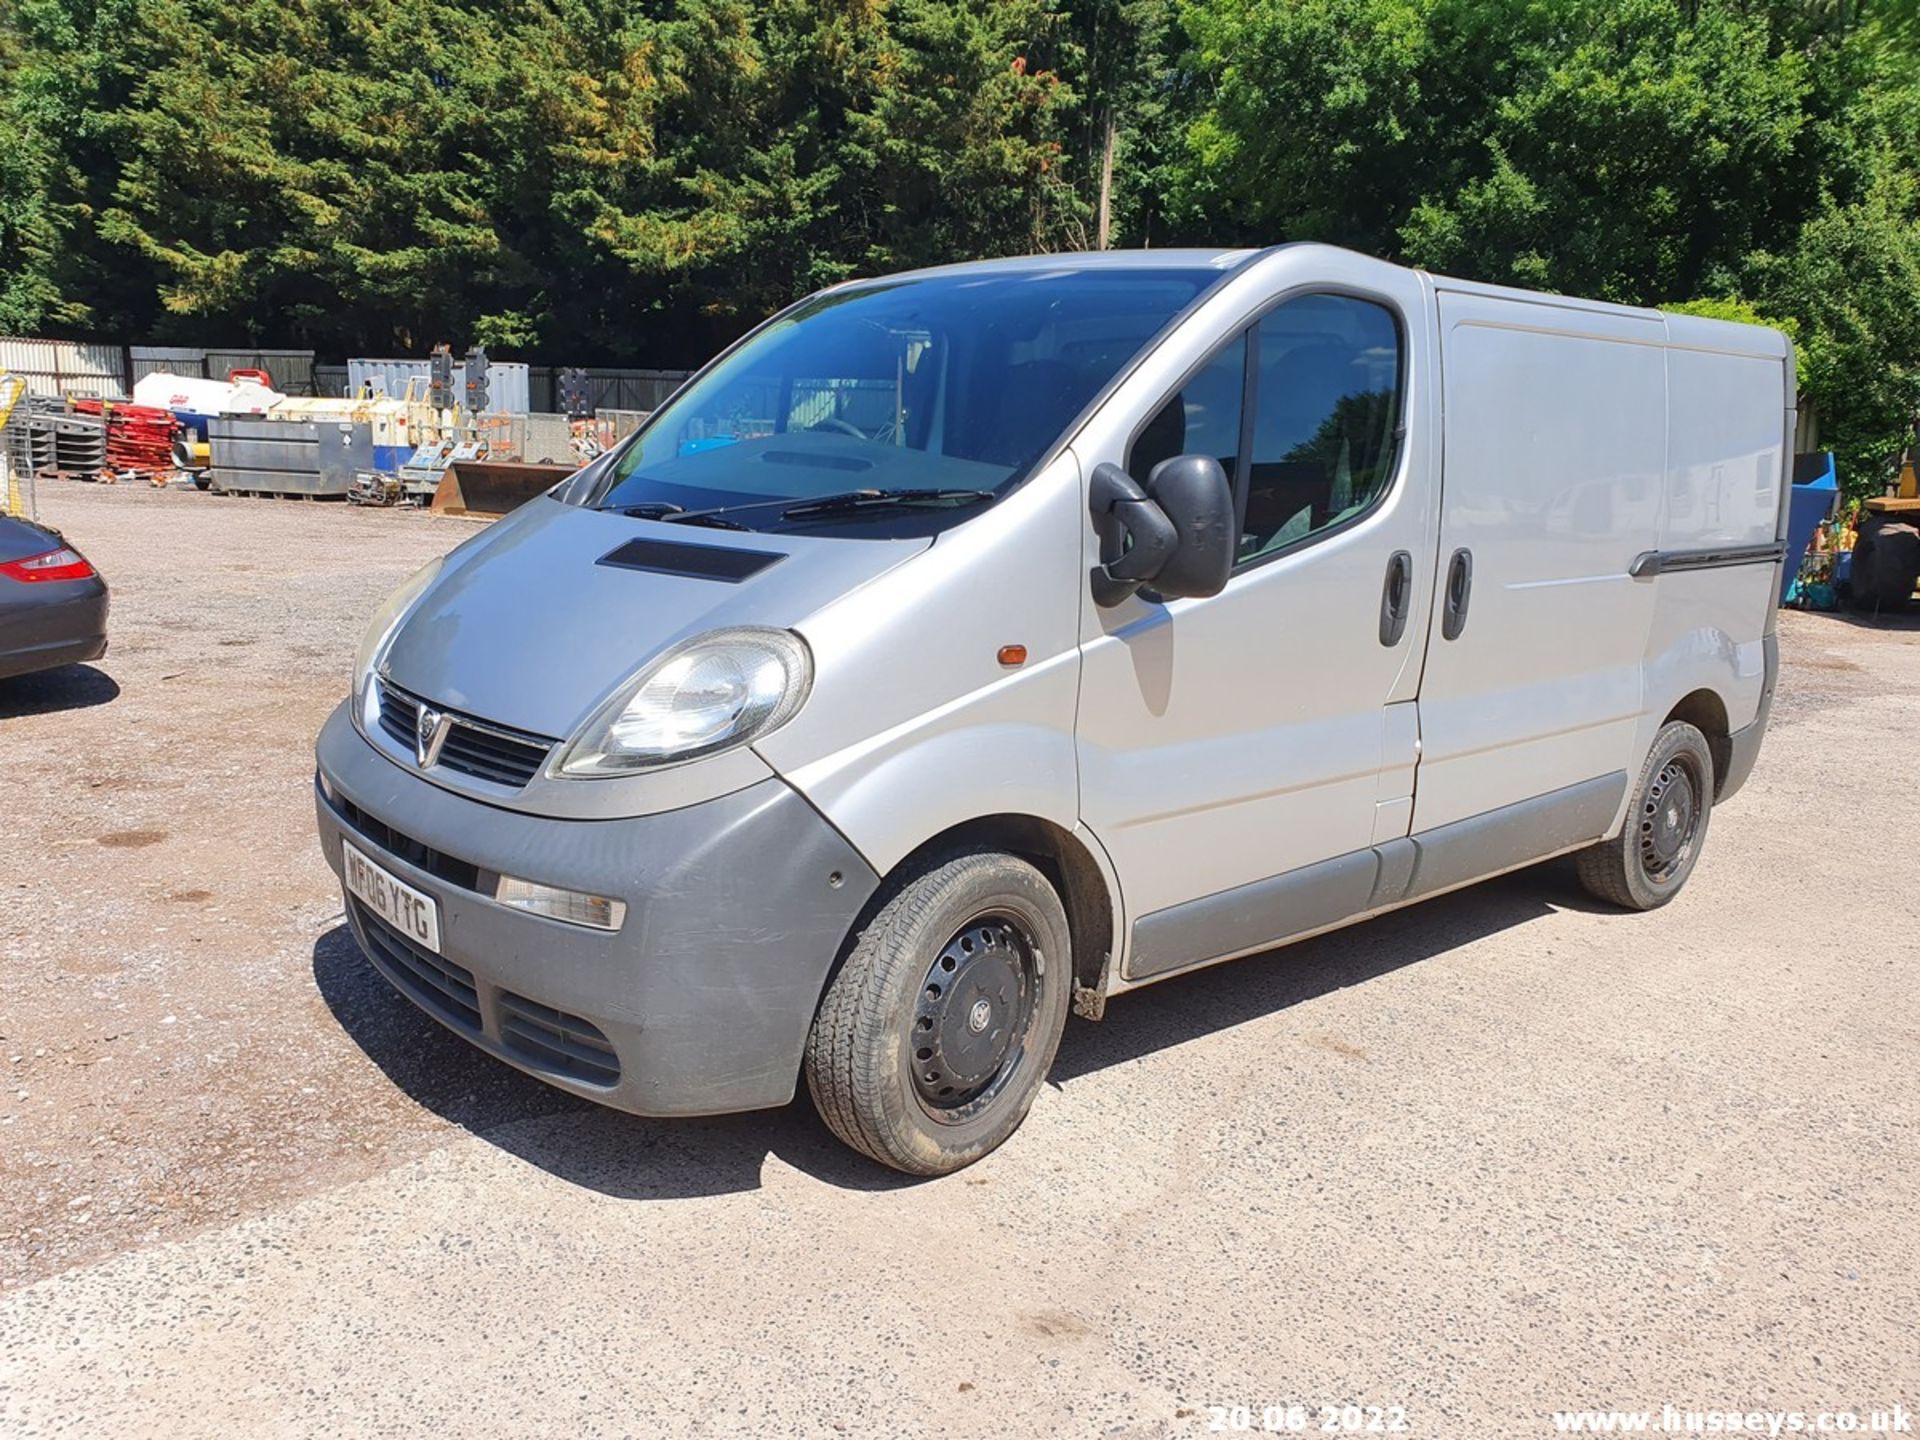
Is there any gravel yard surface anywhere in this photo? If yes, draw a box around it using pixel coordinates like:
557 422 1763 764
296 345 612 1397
1 480 1915 1437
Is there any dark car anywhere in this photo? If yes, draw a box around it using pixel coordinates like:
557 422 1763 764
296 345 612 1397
0 515 109 680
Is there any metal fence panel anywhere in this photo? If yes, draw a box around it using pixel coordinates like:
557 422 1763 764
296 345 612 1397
592 368 687 413
522 366 689 414
600 408 651 440
521 412 575 463
0 337 127 399
130 346 208 383
206 348 316 395
314 364 349 398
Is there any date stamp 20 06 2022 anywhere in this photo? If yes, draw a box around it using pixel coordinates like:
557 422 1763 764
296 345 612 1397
1201 1404 1412 1434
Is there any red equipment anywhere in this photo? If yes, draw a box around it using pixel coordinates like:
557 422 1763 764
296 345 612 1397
71 399 181 476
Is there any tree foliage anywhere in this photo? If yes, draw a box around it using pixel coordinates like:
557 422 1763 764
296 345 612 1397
4 0 1920 490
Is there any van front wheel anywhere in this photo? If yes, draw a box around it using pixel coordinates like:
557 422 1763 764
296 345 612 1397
804 850 1072 1176
1575 720 1715 911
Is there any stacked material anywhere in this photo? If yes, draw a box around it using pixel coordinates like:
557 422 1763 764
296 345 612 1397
12 396 63 476
46 411 107 474
73 398 180 473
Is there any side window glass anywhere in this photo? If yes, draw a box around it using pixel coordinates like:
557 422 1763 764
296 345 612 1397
1241 296 1403 564
1128 334 1245 489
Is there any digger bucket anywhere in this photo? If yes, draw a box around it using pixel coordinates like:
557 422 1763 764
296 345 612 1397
432 459 577 519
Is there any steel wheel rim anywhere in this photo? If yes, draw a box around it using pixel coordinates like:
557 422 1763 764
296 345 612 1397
1639 753 1702 885
909 909 1042 1125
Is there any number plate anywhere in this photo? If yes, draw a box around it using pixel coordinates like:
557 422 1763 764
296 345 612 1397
342 841 442 953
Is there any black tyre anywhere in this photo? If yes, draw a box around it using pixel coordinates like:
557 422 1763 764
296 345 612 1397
1850 517 1920 613
1576 721 1715 911
1858 514 1920 610
804 850 1072 1176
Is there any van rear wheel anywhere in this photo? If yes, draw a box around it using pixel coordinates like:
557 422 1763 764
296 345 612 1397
1575 720 1715 911
804 850 1072 1176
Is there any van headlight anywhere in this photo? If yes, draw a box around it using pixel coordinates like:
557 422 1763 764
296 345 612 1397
351 557 445 729
552 628 812 777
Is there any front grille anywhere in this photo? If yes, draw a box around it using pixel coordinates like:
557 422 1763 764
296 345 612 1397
377 681 554 789
375 684 418 750
498 990 621 1087
353 901 482 1031
330 792 480 892
437 724 550 787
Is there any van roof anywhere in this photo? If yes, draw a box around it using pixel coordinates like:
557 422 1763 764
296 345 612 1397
853 249 1262 284
837 244 1792 360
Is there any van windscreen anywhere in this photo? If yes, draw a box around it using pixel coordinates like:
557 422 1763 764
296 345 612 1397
580 268 1220 536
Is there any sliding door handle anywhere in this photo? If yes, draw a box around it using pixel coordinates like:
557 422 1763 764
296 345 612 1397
1441 547 1473 641
1378 550 1412 646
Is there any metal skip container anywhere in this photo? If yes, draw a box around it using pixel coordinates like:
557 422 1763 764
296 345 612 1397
207 415 372 498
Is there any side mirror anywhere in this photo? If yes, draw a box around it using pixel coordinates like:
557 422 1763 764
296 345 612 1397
1089 457 1235 607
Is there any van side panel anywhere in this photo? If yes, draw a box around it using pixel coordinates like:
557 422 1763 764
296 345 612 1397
1631 331 1789 777
1411 294 1665 834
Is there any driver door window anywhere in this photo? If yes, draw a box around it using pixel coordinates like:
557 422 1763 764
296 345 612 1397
1124 294 1405 568
1242 296 1403 563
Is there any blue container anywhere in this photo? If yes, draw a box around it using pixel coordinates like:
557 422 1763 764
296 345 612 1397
1783 452 1838 600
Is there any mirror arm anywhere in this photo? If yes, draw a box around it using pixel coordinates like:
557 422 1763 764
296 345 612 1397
1089 462 1176 607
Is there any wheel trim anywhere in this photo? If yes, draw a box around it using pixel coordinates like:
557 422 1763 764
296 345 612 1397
910 911 1041 1125
1639 754 1702 885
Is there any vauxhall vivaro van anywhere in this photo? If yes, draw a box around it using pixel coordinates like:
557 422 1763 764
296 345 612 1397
314 244 1790 1174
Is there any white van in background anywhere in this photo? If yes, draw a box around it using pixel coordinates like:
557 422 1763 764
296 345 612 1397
315 243 1790 1174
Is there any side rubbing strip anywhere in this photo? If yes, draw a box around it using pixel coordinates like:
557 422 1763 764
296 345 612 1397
1121 772 1630 984
598 538 786 583
1628 543 1786 580
1398 771 1627 903
1125 849 1379 981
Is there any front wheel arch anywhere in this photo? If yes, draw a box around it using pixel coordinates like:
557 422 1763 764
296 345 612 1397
832 813 1117 1017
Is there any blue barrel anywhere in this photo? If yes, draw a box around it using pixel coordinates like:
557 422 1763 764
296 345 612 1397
1784 452 1838 600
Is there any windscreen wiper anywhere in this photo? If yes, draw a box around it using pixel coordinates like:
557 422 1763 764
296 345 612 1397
609 487 993 531
779 488 995 521
612 499 750 531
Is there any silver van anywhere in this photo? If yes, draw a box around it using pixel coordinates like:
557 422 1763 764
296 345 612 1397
314 244 1790 1174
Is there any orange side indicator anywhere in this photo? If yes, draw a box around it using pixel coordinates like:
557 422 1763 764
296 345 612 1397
997 644 1028 667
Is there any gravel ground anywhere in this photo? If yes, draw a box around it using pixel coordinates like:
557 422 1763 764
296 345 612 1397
0 482 558 1289
1 479 1916 1437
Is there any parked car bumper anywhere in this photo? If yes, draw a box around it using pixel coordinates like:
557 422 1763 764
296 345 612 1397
0 577 108 680
313 702 880 1116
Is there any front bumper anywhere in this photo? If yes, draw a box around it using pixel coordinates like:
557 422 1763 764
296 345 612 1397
313 702 880 1116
